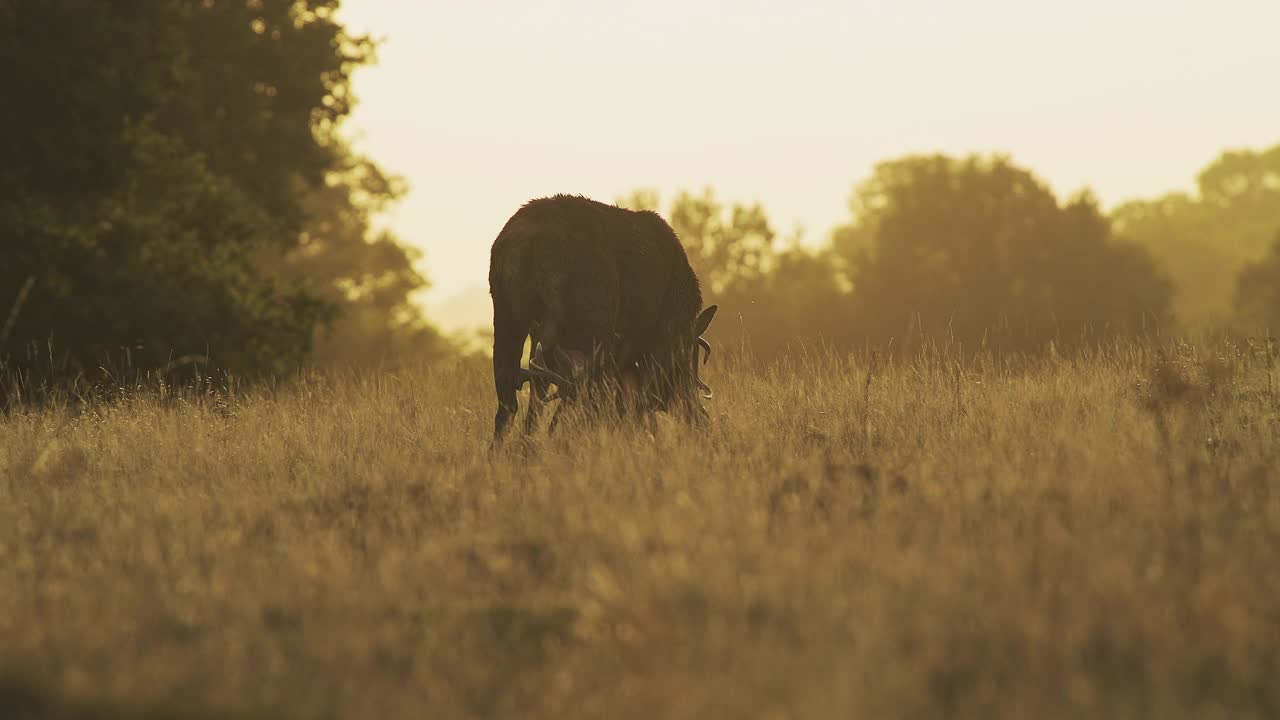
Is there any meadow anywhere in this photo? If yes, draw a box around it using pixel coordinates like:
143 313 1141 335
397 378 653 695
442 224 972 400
1 341 1278 719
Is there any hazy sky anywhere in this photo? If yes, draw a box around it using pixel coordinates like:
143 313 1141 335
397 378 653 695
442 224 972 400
336 1 1280 303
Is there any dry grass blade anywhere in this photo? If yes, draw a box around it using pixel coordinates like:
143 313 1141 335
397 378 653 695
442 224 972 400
1 275 36 346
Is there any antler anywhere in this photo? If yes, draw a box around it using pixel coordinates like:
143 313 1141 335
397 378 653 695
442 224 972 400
694 337 713 399
520 342 574 388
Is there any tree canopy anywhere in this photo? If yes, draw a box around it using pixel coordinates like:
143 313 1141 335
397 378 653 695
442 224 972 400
1 0 444 387
834 154 1172 352
626 154 1177 361
1113 144 1280 327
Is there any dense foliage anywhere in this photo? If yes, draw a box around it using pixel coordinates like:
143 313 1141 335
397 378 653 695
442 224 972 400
627 154 1180 360
836 155 1172 352
0 0 442 388
1113 145 1280 327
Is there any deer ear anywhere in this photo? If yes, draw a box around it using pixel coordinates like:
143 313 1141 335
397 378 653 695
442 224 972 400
694 305 718 336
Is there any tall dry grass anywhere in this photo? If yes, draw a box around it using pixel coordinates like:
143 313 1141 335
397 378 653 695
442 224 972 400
1 342 1278 719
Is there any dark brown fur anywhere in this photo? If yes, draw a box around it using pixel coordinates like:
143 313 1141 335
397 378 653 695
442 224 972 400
489 195 712 439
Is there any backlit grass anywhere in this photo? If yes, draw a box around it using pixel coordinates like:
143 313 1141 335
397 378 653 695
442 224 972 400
2 342 1278 719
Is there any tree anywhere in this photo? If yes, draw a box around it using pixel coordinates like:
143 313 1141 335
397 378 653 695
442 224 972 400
1113 144 1280 326
0 0 444 385
618 189 848 361
833 154 1172 353
717 242 850 362
256 150 449 367
172 0 448 366
1 1 324 382
618 188 776 297
162 0 373 232
1234 231 1280 335
668 188 776 296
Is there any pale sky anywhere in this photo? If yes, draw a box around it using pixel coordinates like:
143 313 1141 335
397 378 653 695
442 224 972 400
336 1 1280 307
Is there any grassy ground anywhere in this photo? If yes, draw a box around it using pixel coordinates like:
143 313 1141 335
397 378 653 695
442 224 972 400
1 342 1278 719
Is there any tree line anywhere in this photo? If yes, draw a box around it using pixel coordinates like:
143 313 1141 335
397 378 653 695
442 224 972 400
623 146 1280 361
3 2 1279 385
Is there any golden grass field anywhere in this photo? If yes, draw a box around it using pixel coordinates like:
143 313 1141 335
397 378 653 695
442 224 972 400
2 342 1278 719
